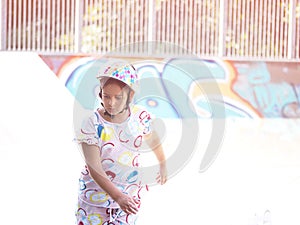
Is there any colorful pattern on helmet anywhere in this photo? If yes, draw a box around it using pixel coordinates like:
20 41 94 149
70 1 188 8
97 61 138 91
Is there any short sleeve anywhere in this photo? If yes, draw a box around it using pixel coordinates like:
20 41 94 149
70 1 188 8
74 113 100 146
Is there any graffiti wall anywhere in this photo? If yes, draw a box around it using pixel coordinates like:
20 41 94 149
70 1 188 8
41 55 300 118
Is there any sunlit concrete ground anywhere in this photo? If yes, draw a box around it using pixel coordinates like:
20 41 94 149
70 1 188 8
0 52 299 225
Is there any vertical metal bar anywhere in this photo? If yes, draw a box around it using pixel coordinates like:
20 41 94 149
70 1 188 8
283 0 288 58
218 0 225 57
56 0 61 51
37 0 41 51
46 0 50 51
189 0 192 51
236 0 241 57
139 0 148 43
279 0 284 57
296 0 300 59
206 0 211 55
170 0 175 54
166 0 171 45
245 0 250 56
229 0 232 57
127 0 134 53
213 0 218 55
137 0 141 53
275 0 280 58
196 1 201 55
66 0 70 52
248 0 252 56
61 0 65 52
192 0 197 54
253 0 258 57
0 0 7 50
166 0 170 55
211 0 216 55
237 0 241 56
206 0 210 55
121 0 125 49
116 0 121 48
286 0 290 58
110 0 114 52
51 0 55 51
108 0 112 52
94 0 99 52
240 0 245 56
7 0 12 50
232 0 237 56
126 1 130 53
143 0 147 52
139 0 143 43
99 0 103 53
156 0 161 44
170 0 175 48
161 0 166 43
42 0 46 51
179 0 184 53
135 0 143 51
140 0 144 43
130 0 135 52
17 0 21 50
271 0 275 58
132 0 136 52
288 0 296 59
258 0 263 57
154 0 161 51
184 0 188 52
12 0 17 50
94 0 98 52
112 0 116 51
200 0 205 55
22 0 26 50
175 0 180 48
188 0 193 53
69 0 74 52
266 0 270 57
32 0 36 50
75 0 83 53
27 0 31 50
262 0 267 57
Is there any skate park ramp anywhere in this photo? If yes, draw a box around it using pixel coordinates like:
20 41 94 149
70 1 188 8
0 52 300 225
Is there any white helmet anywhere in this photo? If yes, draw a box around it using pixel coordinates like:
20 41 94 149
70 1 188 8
96 60 138 92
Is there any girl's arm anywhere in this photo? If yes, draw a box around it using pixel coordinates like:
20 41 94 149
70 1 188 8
145 130 168 185
80 142 139 214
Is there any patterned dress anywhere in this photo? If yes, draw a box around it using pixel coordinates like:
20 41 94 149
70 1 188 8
75 105 152 225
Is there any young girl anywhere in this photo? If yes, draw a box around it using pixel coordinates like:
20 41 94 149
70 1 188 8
75 60 167 225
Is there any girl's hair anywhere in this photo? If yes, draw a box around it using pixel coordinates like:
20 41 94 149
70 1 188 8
100 77 127 89
99 77 132 107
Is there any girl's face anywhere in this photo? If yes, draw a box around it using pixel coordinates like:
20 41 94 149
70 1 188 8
101 80 133 116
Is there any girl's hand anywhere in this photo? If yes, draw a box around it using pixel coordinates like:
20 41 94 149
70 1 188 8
115 193 140 215
156 163 168 185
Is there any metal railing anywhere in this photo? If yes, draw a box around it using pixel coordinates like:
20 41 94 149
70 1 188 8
1 0 299 60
